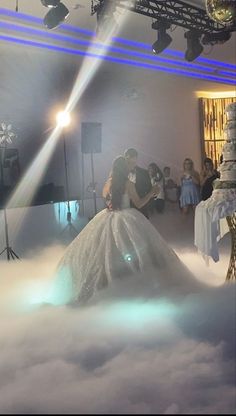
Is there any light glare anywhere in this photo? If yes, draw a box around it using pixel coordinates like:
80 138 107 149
56 111 71 127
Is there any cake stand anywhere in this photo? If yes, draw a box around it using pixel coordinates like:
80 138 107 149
194 186 236 281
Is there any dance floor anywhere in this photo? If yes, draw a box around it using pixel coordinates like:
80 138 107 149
0 202 235 414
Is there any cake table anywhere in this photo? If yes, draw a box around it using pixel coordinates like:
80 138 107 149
194 188 236 280
194 101 236 281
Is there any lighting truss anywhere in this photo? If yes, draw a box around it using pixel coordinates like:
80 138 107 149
91 0 236 34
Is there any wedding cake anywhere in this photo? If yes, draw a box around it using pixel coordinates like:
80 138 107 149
194 102 236 264
215 102 236 187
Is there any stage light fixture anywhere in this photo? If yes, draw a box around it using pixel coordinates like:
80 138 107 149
41 0 61 7
56 111 71 127
184 31 204 62
202 30 232 44
43 2 69 29
152 20 172 54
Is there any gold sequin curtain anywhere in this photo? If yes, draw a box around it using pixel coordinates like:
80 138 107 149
199 97 236 168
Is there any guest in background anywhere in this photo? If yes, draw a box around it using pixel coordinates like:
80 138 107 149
200 157 220 201
163 166 179 203
148 162 165 214
179 158 200 215
163 166 172 187
124 148 152 218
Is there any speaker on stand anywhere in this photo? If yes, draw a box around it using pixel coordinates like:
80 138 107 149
81 122 102 218
0 147 20 260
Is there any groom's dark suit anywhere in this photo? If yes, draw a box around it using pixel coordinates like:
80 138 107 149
130 166 152 218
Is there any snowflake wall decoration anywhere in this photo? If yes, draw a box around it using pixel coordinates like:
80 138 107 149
0 122 17 145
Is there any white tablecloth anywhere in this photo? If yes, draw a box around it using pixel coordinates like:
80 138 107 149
194 189 236 262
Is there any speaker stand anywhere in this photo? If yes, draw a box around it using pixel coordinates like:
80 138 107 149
80 151 85 216
59 132 78 239
59 203 78 239
0 146 20 261
90 151 97 216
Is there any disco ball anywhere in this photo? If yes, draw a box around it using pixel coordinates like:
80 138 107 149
206 0 236 25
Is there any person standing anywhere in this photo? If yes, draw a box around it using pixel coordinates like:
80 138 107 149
163 166 179 203
124 148 152 218
148 162 165 214
200 157 220 201
179 158 200 215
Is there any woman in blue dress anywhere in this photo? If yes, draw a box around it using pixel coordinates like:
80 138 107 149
179 158 200 215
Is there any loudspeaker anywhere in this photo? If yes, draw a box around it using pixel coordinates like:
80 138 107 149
0 148 20 187
0 186 12 208
81 122 102 154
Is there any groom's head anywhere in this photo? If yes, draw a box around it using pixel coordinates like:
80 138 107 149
124 148 138 171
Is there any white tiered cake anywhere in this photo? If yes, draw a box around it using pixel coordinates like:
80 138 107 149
194 101 236 263
215 102 236 187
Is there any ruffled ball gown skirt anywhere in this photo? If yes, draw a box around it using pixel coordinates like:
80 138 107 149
50 196 200 305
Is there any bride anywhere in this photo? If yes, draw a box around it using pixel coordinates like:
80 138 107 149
51 156 200 305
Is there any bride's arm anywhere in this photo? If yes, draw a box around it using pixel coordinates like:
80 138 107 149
127 181 159 209
102 177 112 198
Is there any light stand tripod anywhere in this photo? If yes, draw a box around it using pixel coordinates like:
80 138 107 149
90 150 97 216
0 145 19 260
81 121 101 219
60 131 78 238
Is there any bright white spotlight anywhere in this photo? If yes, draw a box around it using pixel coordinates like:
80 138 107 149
56 111 71 127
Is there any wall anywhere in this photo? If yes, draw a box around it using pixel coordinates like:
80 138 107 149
74 62 205 198
0 44 231 210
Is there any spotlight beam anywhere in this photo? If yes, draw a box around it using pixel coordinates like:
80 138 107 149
6 126 62 239
1 1 234 246
1 20 235 77
65 7 128 115
0 34 235 85
0 7 235 71
4 7 129 243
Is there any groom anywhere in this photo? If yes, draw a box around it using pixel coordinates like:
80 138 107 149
124 148 152 218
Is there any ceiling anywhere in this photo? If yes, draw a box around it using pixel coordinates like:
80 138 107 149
0 0 235 92
0 1 207 30
0 1 234 59
0 0 235 169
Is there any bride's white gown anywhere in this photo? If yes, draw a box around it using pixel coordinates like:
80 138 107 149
52 194 199 305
